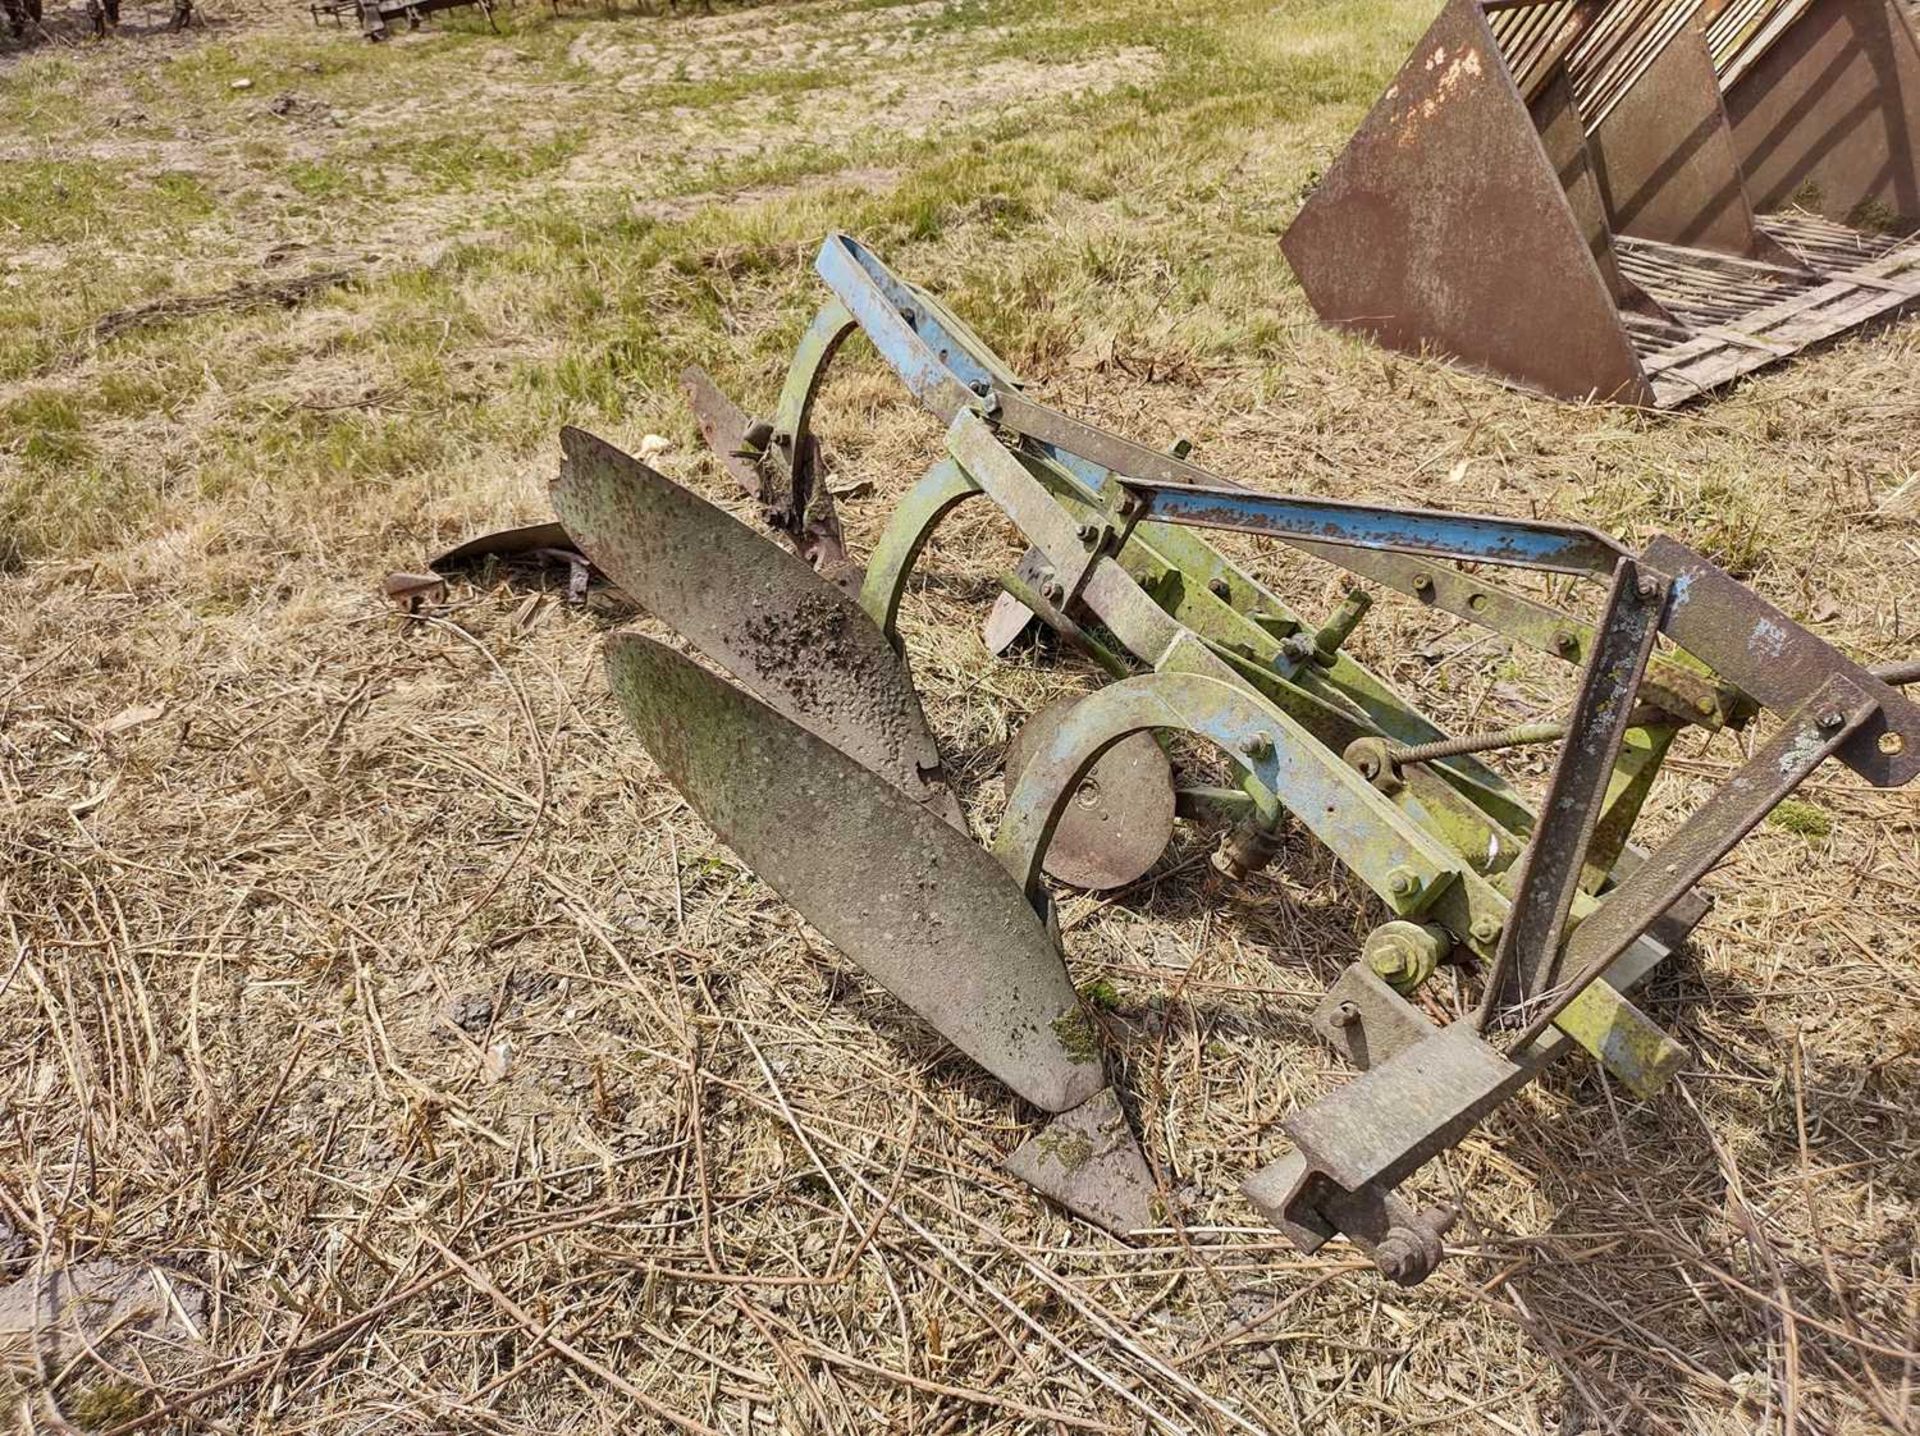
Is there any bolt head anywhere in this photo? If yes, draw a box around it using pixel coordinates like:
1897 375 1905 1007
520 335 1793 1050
1878 731 1906 756
1411 573 1434 594
1817 708 1845 730
1207 577 1231 600
1373 1230 1421 1283
1386 866 1422 901
1554 630 1579 654
1636 574 1662 600
1371 945 1414 981
1330 1001 1361 1029
1471 917 1501 944
1696 695 1716 716
1243 731 1275 761
1076 522 1099 542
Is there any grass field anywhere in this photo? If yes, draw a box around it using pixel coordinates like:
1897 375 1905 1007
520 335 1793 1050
3 0 1918 1431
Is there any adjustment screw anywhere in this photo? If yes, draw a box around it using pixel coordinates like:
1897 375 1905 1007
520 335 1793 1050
1412 572 1434 595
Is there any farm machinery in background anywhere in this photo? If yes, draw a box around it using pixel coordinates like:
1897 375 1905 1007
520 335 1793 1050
307 0 496 41
1286 0 1920 405
425 234 1919 1286
4 0 190 40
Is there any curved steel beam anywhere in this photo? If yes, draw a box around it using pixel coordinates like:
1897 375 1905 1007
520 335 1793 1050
771 297 858 446
857 458 982 646
993 670 1460 911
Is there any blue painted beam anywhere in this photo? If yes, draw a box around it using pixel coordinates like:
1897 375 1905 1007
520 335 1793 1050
1125 482 1625 577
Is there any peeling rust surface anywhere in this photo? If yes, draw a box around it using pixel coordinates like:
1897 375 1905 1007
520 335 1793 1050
605 633 1101 1113
552 427 963 828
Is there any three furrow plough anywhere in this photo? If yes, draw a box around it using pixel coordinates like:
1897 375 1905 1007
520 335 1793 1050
438 234 1919 1286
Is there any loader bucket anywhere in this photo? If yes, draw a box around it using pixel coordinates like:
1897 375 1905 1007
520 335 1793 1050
1284 0 1920 406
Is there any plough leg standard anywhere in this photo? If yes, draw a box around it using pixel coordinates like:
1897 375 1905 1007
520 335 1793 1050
489 235 1916 1286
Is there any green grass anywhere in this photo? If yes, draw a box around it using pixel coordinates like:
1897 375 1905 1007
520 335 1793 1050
1767 798 1834 840
1 0 1910 619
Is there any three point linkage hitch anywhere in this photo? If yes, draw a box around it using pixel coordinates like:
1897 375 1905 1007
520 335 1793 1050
443 233 1919 1287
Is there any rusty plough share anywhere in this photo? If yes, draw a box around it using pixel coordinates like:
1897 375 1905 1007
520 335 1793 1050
1285 0 1920 405
472 234 1920 1286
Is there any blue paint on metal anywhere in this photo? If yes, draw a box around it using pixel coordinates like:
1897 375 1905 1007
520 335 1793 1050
815 234 1010 420
1030 440 1111 498
1129 483 1626 577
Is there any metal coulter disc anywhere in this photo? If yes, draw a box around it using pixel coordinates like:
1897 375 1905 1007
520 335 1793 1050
1007 697 1176 892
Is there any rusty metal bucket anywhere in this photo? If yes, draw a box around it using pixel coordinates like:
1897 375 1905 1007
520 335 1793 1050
1284 0 1920 406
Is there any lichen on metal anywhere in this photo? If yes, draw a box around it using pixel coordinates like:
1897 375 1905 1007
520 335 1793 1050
434 231 1920 1288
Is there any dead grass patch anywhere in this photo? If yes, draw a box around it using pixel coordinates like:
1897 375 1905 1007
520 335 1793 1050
2 0 1918 1431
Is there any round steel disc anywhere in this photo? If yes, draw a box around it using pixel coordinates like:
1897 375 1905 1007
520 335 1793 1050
1007 698 1176 892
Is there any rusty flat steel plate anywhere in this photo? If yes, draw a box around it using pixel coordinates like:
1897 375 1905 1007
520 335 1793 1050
681 365 771 507
605 633 1103 1114
429 521 581 573
1004 1086 1159 1236
1006 698 1175 892
1481 559 1665 1026
983 547 1050 656
552 427 963 828
1647 535 1920 785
